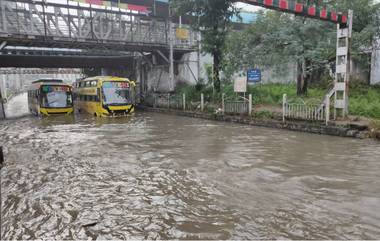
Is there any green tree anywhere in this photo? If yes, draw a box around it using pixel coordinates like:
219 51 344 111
224 0 379 95
172 0 238 92
225 10 335 95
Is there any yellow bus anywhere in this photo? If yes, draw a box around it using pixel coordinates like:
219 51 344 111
73 76 136 117
28 79 74 116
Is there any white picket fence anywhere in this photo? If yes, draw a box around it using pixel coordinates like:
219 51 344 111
147 92 253 115
152 93 186 111
223 94 252 115
282 94 330 124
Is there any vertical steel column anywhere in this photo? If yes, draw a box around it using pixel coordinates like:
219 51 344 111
42 0 47 38
67 0 72 38
168 1 174 92
197 31 201 83
90 4 94 40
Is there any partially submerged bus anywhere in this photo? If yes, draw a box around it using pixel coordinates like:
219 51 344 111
73 76 136 117
28 79 74 116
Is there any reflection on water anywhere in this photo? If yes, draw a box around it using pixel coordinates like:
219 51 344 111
1 112 380 239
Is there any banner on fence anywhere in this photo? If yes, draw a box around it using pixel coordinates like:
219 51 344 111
71 0 149 14
176 28 189 40
234 76 247 93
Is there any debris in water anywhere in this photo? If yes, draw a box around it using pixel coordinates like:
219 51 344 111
82 222 98 228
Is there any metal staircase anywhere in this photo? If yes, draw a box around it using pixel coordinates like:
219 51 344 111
285 10 353 124
319 10 353 121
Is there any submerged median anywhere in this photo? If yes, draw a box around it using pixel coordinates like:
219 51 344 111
141 83 380 140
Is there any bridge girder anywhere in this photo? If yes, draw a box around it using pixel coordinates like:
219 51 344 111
0 54 136 68
0 0 197 68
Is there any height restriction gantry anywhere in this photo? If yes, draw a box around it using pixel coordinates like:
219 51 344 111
240 0 352 119
241 0 348 25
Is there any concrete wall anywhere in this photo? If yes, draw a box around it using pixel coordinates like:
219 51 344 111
145 51 209 92
225 62 297 85
177 52 199 85
178 52 213 85
147 66 172 92
260 63 297 84
0 68 83 99
144 52 297 93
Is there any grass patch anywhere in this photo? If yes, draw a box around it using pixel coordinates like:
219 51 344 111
252 110 275 119
370 119 380 131
349 86 380 119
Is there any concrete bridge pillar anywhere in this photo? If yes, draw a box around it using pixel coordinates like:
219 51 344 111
0 102 5 120
0 87 5 120
0 75 7 100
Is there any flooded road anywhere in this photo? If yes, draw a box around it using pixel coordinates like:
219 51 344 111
4 93 29 119
1 111 380 239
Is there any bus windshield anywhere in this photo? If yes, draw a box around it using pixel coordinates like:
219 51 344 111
40 85 73 108
102 81 131 105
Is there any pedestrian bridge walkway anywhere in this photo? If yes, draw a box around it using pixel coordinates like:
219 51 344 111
0 0 197 53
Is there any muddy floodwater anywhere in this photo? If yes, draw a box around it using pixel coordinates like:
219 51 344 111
1 112 380 239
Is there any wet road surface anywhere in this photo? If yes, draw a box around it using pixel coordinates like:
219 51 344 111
4 93 29 119
1 109 380 239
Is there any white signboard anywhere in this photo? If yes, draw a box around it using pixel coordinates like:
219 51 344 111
234 76 247 93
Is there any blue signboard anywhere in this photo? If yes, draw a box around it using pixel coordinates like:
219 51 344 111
247 69 261 83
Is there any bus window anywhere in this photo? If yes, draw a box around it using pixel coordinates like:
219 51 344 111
40 86 73 108
102 82 131 105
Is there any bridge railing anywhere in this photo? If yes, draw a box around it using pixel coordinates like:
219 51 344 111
0 1 197 49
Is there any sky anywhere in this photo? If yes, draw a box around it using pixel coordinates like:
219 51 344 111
51 0 380 13
235 2 261 12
